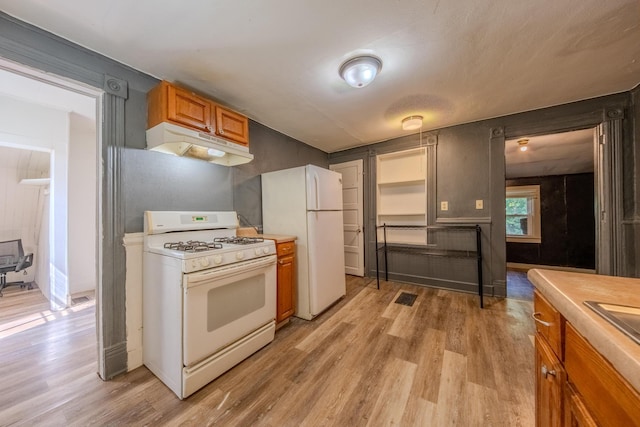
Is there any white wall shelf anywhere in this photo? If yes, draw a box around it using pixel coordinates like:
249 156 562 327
376 147 427 244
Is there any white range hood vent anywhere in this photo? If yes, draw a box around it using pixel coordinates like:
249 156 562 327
146 122 254 166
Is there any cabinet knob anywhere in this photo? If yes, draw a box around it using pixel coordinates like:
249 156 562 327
219 128 225 134
541 364 556 379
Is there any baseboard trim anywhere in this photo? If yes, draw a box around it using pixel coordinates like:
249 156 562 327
507 262 595 274
103 342 128 380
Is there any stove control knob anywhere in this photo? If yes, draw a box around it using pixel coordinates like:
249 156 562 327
254 248 261 256
236 252 245 260
263 247 269 254
213 255 222 265
200 257 210 267
191 260 197 269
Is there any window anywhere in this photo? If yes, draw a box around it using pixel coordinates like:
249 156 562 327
506 185 541 243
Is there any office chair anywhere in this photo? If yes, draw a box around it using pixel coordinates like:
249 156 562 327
0 239 34 297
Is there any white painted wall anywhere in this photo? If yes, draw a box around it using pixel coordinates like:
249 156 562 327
0 154 46 285
68 113 97 295
0 94 69 309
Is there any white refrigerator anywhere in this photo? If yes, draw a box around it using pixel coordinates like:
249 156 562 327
262 164 346 320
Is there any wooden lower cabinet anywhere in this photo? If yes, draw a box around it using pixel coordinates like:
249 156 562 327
275 241 295 324
534 290 640 427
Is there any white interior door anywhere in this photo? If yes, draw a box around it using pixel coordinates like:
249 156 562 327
330 159 364 276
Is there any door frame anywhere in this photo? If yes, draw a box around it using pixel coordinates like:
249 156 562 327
330 159 365 276
491 106 625 286
0 19 131 378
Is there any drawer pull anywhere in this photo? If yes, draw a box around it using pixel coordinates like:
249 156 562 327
541 364 556 378
532 312 552 327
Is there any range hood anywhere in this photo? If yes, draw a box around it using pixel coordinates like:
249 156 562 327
146 122 254 166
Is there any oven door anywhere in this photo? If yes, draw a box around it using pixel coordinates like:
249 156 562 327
182 255 277 367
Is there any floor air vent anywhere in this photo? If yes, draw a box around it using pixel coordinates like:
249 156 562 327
72 296 90 305
395 292 418 307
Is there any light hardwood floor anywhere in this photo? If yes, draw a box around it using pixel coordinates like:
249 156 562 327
0 277 535 426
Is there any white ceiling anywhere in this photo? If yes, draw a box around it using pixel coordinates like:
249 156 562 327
1 1 639 153
505 128 595 179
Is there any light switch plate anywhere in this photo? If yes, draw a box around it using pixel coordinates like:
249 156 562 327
475 199 483 209
441 201 448 211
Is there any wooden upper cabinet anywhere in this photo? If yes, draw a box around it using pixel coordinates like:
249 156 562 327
214 104 249 146
147 80 249 146
166 84 212 133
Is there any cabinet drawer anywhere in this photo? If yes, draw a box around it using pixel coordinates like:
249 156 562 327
565 322 640 427
277 241 295 257
533 290 564 359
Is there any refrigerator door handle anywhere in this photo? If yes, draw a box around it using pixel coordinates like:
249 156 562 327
313 172 320 210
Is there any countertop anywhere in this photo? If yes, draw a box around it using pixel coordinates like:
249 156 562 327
236 227 296 243
528 269 640 393
259 234 296 244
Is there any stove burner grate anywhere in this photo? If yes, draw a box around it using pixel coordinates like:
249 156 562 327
213 237 265 245
164 240 224 252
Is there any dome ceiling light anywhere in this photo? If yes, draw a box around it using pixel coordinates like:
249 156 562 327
339 55 382 88
402 115 423 131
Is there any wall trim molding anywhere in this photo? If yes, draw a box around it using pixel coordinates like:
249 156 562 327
100 92 127 379
436 217 492 224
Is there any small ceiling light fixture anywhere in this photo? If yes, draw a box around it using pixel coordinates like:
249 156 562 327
402 115 423 131
207 148 226 157
518 138 529 152
339 55 382 88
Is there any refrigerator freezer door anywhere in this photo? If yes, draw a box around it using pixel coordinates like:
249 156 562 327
306 210 346 317
306 165 343 211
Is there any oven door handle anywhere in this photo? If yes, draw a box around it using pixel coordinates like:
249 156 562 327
184 255 276 287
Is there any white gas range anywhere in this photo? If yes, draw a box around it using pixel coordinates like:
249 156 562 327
142 211 277 399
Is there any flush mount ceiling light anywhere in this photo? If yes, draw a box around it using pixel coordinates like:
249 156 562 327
339 55 382 88
518 138 529 152
402 115 423 131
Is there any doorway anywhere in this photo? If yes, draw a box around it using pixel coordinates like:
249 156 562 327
330 159 365 276
0 60 100 370
504 128 596 299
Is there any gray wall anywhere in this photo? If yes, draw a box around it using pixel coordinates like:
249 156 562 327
330 91 638 298
232 120 328 231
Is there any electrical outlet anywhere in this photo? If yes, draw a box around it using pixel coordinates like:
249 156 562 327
475 199 483 209
440 201 448 211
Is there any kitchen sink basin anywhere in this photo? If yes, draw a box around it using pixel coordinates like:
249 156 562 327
584 301 640 345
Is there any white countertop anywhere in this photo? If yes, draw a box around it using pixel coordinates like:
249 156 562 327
528 269 640 393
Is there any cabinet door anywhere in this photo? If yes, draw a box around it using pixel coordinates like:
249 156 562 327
167 84 212 132
535 334 565 427
565 383 598 427
276 255 295 322
215 105 249 145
